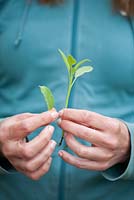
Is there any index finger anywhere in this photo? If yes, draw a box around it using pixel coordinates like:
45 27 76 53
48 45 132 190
59 108 110 130
11 110 58 139
58 119 104 146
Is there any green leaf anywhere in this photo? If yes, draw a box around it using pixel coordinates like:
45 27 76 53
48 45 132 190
58 49 70 75
74 66 93 80
39 86 55 110
67 55 77 67
74 59 91 72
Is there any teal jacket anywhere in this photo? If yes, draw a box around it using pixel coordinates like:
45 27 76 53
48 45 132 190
0 0 134 199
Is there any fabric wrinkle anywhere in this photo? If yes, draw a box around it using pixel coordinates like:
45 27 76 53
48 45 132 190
0 0 8 35
14 0 32 47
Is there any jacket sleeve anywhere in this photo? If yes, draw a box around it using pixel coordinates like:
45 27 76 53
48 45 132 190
102 122 134 181
0 118 16 174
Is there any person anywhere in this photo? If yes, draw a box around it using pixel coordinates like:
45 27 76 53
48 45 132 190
0 0 134 199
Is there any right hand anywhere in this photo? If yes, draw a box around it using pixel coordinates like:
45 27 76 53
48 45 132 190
0 109 58 180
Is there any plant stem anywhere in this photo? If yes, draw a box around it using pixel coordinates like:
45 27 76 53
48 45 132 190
65 82 72 108
58 78 73 146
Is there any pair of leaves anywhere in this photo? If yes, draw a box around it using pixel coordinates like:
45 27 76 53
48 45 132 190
39 50 93 110
58 49 93 83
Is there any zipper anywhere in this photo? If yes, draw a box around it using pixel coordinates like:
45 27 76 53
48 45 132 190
58 0 80 200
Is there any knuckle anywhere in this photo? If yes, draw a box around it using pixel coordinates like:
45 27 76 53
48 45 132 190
0 122 8 133
2 145 11 157
80 111 90 124
103 135 118 150
21 145 34 159
0 122 13 142
75 160 83 169
111 119 120 132
108 139 118 150
41 113 52 123
105 152 113 160
42 165 49 174
20 122 31 133
40 115 46 122
44 136 49 145
81 128 88 138
29 174 40 181
99 162 110 171
77 148 86 158
25 162 35 172
35 159 52 177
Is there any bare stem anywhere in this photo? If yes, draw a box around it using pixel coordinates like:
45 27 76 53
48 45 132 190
58 79 73 146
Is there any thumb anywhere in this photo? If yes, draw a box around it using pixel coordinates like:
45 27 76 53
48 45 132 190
10 110 58 140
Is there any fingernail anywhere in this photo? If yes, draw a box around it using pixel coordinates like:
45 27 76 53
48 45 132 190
47 125 54 132
51 111 58 118
59 109 64 117
48 157 52 163
58 150 63 157
50 140 57 149
57 118 61 125
51 108 56 111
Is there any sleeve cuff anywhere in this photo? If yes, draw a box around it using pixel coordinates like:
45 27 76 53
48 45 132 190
102 122 134 181
0 156 16 174
0 166 13 174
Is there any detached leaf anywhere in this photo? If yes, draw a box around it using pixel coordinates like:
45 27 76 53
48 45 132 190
39 86 55 110
58 49 70 75
67 55 77 67
74 66 93 79
74 59 91 72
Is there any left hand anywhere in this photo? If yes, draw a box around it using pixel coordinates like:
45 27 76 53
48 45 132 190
58 109 130 171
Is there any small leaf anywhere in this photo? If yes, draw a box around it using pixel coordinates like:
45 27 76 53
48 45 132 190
58 49 70 75
39 86 55 110
74 59 91 72
67 55 77 67
74 66 93 79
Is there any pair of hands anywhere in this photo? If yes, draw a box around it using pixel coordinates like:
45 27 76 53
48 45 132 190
0 108 130 180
